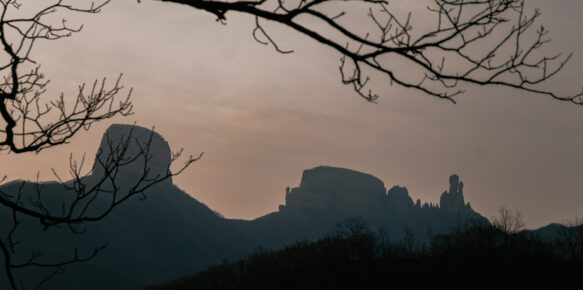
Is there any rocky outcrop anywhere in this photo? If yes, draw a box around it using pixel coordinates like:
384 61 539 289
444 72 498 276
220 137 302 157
297 166 385 194
386 186 414 213
276 168 487 246
92 124 172 183
282 168 477 217
283 166 386 215
439 174 467 212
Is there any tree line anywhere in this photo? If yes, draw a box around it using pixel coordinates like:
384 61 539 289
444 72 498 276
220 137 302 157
150 215 583 290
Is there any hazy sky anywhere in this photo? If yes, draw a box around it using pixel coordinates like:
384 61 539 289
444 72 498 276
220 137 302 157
2 0 582 228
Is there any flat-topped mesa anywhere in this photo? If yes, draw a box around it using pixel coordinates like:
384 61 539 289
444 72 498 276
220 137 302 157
284 166 386 215
92 124 172 184
439 174 467 212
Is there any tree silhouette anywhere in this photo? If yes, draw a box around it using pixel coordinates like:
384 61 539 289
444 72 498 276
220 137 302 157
160 0 582 104
558 217 583 262
148 216 582 290
492 206 524 235
0 1 195 289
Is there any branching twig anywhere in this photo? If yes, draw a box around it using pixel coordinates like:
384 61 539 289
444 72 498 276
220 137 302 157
160 0 582 105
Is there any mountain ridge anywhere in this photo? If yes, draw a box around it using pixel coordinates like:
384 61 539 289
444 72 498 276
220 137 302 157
0 124 568 289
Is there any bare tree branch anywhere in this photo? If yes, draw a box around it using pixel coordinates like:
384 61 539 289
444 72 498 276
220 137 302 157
0 0 132 154
159 0 582 105
0 2 195 289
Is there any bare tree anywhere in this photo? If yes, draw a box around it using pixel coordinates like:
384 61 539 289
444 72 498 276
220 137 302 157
160 0 582 105
336 216 370 239
402 225 416 254
492 206 524 235
558 216 583 262
0 1 195 289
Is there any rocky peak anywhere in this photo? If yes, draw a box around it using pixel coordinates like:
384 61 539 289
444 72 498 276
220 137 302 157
284 166 386 215
386 186 414 213
439 174 466 212
298 166 385 193
92 124 172 184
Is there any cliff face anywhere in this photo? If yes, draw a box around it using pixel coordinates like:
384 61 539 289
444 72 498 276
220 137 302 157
285 166 386 216
273 167 487 249
283 167 475 216
298 166 385 193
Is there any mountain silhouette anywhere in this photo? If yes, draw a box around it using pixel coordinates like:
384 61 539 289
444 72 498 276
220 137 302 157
0 125 255 289
0 124 566 289
243 166 487 249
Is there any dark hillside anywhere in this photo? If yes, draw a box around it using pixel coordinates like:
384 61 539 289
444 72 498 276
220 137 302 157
150 221 583 290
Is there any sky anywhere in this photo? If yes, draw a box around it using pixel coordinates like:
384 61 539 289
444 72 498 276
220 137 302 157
2 0 582 228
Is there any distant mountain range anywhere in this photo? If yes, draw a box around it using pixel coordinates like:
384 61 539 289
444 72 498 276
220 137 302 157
0 124 569 289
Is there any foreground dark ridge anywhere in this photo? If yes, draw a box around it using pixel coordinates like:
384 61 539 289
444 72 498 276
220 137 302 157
150 219 583 290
